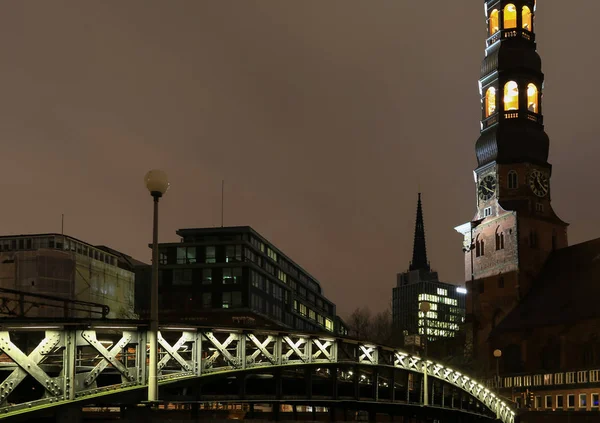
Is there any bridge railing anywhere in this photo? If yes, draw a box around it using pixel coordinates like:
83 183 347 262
0 321 515 422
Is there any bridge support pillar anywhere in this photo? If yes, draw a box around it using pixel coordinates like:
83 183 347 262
56 406 82 423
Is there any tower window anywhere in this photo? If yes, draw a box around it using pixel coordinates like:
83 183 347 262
529 230 539 248
476 235 485 257
489 9 500 36
485 87 497 117
508 170 518 189
522 6 533 31
504 81 519 111
483 207 492 217
535 203 544 212
504 4 517 29
527 83 539 113
495 228 505 250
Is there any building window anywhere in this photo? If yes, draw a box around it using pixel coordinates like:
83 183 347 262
476 236 485 257
567 394 575 408
522 6 532 31
205 246 216 263
159 251 168 265
504 81 519 111
534 396 541 409
202 293 211 308
527 83 539 112
277 269 287 283
489 9 499 36
202 269 212 284
556 395 564 409
222 291 242 309
173 269 193 286
495 228 505 250
225 245 242 263
498 276 505 288
535 203 544 213
504 4 517 29
223 267 242 284
325 318 334 332
545 395 552 409
485 87 497 117
529 230 538 248
508 170 518 189
483 207 492 217
580 394 587 409
592 393 599 408
299 303 307 316
267 248 277 262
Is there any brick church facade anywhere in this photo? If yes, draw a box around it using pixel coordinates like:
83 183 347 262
456 0 600 414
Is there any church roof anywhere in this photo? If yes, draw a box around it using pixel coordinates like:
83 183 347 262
493 237 600 333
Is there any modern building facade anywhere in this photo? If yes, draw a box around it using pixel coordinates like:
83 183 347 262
0 233 140 318
136 226 347 336
455 1 600 415
392 194 466 342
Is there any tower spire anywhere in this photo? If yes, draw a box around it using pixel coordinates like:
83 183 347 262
409 193 430 272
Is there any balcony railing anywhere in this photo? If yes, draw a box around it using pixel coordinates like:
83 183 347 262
486 28 536 48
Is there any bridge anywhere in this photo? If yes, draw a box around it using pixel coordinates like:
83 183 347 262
0 320 516 422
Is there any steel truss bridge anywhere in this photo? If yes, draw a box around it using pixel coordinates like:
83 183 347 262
0 320 516 422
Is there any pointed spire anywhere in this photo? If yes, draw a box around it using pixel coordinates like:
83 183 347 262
409 193 430 272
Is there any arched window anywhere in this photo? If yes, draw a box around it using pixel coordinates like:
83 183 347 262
508 170 518 189
485 87 497 117
489 9 500 36
522 6 533 31
504 81 519 111
527 83 539 113
495 227 505 250
504 4 517 29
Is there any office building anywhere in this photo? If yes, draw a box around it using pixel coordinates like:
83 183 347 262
136 226 347 335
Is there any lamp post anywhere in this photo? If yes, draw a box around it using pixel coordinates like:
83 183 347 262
493 349 502 389
419 301 431 407
144 170 170 404
419 301 431 356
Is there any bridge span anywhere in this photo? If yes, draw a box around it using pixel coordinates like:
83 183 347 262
0 320 515 422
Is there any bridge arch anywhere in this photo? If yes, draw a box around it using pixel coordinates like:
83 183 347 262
0 322 516 422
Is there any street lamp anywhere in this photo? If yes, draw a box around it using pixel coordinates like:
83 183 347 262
145 169 170 403
493 349 502 389
419 301 431 357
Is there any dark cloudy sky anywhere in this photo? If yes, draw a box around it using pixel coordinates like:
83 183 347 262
1 1 598 316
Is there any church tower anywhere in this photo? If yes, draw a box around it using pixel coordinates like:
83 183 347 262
455 1 568 367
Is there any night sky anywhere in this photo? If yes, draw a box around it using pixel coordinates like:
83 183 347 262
2 1 598 316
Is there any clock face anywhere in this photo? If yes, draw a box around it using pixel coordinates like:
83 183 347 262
528 169 549 197
478 174 497 201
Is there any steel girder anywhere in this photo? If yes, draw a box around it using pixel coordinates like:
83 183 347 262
0 323 515 422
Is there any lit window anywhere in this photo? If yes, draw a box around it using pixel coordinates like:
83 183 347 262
267 248 277 261
508 170 518 189
325 318 334 332
205 246 216 263
592 393 599 408
522 6 532 31
504 4 517 29
580 394 587 409
504 81 519 111
485 87 496 117
527 83 539 112
489 9 499 36
202 269 212 284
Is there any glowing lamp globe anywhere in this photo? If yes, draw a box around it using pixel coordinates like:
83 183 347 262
493 349 502 358
145 170 170 197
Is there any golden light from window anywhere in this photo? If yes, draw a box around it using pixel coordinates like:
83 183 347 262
522 6 532 31
504 4 517 29
485 87 497 117
489 9 499 36
527 83 538 113
504 81 519 111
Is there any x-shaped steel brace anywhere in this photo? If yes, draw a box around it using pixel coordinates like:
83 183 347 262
359 345 376 364
204 333 238 367
394 353 408 368
408 357 421 370
312 340 333 361
283 336 307 362
81 331 133 386
158 332 193 372
247 334 276 364
0 331 61 404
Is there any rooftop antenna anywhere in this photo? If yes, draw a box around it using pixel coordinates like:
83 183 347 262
221 180 224 228
61 214 64 235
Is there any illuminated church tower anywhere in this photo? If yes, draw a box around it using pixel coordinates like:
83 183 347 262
455 1 568 366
